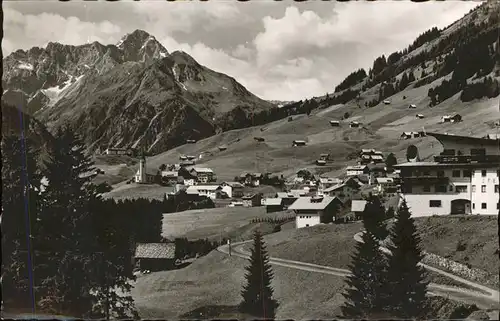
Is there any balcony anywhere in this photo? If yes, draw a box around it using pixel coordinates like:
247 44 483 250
400 176 450 185
434 154 500 164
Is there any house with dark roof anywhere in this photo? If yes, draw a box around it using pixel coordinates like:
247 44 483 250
242 193 263 207
134 243 176 272
264 198 284 213
323 178 360 203
220 181 244 198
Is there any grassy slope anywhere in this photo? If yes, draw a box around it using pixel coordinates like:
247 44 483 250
414 215 498 276
102 84 498 196
161 207 293 241
131 250 346 320
258 216 497 288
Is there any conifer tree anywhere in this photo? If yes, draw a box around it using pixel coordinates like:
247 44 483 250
385 200 429 318
239 230 278 319
341 230 390 318
361 195 388 241
1 134 43 310
38 126 138 318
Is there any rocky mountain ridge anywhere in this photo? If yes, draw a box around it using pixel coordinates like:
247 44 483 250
2 29 273 154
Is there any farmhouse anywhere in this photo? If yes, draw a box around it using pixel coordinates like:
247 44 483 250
375 177 397 194
189 167 215 183
351 200 367 220
292 140 307 147
416 114 425 119
241 194 263 207
330 120 340 127
161 171 179 184
441 114 462 123
395 132 500 217
346 165 369 176
105 147 128 155
276 192 299 208
401 131 421 139
383 100 391 105
408 104 417 109
220 181 244 198
289 195 343 228
218 145 228 151
349 121 360 128
185 185 222 200
265 198 284 213
324 178 361 203
317 177 343 191
134 243 176 272
186 139 197 144
316 159 327 166
254 137 265 142
240 172 262 187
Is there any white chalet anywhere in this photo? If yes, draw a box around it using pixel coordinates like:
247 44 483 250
396 132 500 217
289 195 343 229
346 165 369 176
185 185 222 200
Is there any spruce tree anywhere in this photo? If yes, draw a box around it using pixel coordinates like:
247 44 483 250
341 230 390 318
37 126 100 315
361 195 388 241
1 134 43 310
385 200 429 318
239 230 278 319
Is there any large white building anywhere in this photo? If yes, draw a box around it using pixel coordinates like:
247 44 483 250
288 195 343 229
395 132 499 217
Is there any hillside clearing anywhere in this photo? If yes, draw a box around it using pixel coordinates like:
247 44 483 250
161 207 292 240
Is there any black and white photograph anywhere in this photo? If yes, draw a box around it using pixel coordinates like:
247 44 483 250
1 0 499 319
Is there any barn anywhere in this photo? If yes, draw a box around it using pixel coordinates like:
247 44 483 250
134 243 176 272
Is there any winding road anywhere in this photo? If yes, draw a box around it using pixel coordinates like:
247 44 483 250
217 232 499 311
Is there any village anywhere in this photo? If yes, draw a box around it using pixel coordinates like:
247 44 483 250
98 129 500 232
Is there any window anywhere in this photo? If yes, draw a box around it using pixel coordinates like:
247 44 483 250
435 185 447 193
449 185 454 192
429 200 442 208
437 170 445 177
472 185 476 192
481 170 487 177
423 185 431 192
481 203 487 209
455 185 467 193
463 170 472 177
497 170 500 177
472 203 475 209
481 185 486 193
452 170 461 177
497 203 499 210
495 185 499 193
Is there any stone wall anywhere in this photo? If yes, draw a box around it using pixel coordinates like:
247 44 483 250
421 251 499 289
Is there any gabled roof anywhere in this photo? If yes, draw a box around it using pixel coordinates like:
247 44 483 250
135 243 175 259
376 177 394 184
288 196 340 211
351 200 367 212
221 181 244 188
242 194 260 200
186 185 221 192
347 165 367 170
191 167 214 173
265 198 283 206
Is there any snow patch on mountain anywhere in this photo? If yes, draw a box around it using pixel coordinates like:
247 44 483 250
17 63 34 71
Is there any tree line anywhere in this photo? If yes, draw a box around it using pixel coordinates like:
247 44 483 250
2 125 217 318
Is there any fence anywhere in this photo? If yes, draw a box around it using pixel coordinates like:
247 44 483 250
249 215 295 224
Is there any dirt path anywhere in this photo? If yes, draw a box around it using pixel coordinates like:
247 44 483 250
217 238 498 310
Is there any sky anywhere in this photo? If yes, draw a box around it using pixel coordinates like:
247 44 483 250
3 0 481 101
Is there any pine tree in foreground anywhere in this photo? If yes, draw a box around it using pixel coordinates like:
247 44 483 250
341 229 390 318
1 134 42 310
361 195 388 242
385 199 429 318
239 230 278 319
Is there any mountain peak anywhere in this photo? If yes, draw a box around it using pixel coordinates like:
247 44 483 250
117 29 153 48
